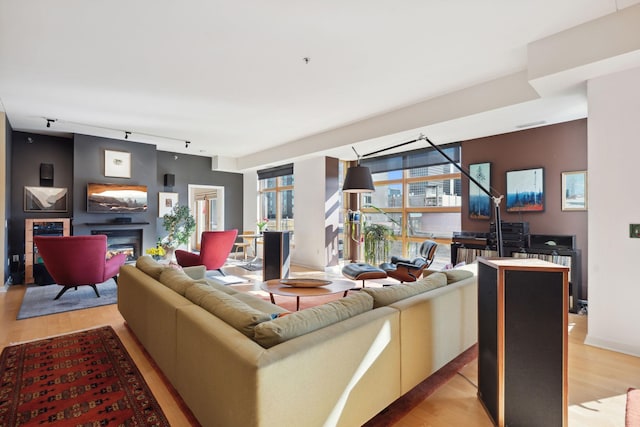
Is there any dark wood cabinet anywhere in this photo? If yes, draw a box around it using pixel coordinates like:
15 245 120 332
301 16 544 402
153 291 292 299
477 257 568 427
262 231 291 281
25 218 70 284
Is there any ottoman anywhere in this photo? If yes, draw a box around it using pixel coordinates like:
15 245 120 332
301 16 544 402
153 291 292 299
342 263 387 287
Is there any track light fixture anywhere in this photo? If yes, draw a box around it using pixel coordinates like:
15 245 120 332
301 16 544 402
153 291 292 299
39 117 193 150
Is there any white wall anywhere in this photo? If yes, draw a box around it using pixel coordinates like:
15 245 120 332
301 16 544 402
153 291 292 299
292 157 339 270
585 65 640 356
242 170 258 230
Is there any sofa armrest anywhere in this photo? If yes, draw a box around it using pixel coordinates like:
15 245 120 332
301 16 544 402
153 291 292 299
182 265 206 280
390 276 477 393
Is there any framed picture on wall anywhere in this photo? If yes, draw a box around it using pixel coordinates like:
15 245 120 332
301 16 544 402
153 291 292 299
159 192 178 217
24 186 68 212
506 167 544 212
469 162 491 220
561 170 587 211
104 150 131 178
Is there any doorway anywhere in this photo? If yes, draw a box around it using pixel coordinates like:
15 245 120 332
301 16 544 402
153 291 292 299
188 185 225 250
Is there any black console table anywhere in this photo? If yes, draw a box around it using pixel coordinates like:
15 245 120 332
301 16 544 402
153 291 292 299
452 229 582 313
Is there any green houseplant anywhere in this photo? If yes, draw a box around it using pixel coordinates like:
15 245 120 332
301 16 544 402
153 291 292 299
161 205 196 252
363 223 393 265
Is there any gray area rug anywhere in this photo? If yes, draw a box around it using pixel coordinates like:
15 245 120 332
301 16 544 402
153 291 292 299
17 279 117 320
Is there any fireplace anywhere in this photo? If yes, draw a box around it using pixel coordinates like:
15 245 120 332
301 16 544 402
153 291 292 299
91 229 143 263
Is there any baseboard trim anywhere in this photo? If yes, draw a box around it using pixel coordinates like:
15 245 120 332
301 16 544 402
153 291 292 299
585 334 640 358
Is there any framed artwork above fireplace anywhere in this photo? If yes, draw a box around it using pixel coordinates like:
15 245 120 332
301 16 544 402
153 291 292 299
104 150 131 178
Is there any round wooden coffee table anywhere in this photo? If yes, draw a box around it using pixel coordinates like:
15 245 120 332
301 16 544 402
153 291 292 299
260 279 354 311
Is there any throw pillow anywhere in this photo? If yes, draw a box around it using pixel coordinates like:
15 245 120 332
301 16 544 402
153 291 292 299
253 291 373 348
362 273 447 308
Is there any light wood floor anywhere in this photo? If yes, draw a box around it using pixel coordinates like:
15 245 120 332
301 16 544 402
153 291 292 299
2 264 639 427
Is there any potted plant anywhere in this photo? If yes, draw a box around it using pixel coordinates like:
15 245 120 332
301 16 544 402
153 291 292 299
363 223 393 265
257 217 269 233
161 205 196 259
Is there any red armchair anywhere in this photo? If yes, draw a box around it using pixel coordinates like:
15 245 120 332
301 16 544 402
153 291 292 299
175 229 238 275
34 235 127 300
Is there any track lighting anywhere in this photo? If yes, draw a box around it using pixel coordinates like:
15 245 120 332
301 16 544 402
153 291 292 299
39 117 191 149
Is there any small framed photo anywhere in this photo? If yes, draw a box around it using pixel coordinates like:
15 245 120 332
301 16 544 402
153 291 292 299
506 167 544 212
561 170 587 211
24 186 68 212
469 162 491 220
159 192 178 217
104 150 131 178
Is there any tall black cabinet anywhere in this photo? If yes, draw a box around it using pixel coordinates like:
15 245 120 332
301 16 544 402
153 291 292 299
477 257 568 427
262 231 291 281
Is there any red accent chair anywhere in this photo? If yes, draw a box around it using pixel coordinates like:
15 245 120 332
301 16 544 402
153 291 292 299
34 235 127 300
175 229 238 275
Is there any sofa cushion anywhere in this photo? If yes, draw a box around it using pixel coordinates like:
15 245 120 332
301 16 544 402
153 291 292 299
440 269 474 284
194 287 273 337
253 291 374 348
233 292 288 315
185 282 220 305
203 278 240 295
136 255 168 280
423 267 474 284
362 273 447 308
159 268 198 296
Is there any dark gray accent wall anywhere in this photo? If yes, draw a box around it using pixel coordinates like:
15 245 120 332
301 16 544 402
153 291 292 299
4 117 13 283
6 131 244 284
156 150 244 238
72 134 159 251
8 132 74 270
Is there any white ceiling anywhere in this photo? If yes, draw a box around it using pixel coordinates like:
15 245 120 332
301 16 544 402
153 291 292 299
1 0 639 171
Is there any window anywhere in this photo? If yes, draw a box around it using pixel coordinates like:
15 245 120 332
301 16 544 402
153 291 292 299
258 165 294 232
359 144 462 260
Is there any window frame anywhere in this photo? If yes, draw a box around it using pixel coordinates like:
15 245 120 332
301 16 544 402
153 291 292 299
361 167 461 258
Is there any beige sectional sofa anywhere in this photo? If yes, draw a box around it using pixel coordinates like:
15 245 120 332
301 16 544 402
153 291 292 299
117 256 477 427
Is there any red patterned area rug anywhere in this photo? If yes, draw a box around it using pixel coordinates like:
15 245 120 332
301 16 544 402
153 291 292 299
363 344 478 426
0 326 170 426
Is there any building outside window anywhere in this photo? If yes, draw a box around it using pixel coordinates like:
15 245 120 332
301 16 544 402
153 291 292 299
258 172 294 232
357 144 462 265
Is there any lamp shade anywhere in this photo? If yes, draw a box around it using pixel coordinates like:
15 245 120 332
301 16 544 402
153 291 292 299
342 165 375 193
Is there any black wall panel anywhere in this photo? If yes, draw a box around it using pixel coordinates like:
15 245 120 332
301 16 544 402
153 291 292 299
8 132 73 266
